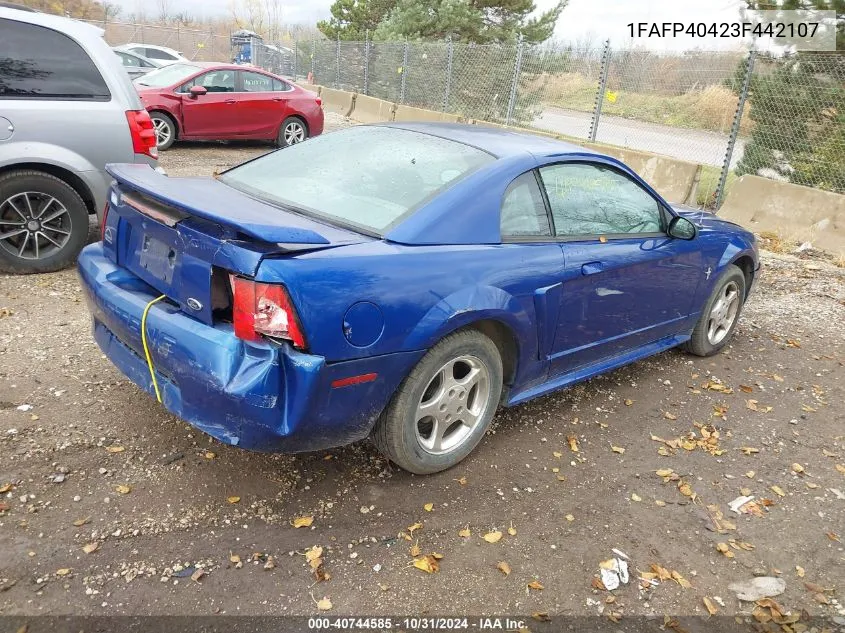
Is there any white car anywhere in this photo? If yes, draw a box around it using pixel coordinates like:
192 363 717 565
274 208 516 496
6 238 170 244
123 43 190 65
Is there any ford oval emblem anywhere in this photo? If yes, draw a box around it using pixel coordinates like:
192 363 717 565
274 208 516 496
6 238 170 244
186 297 203 311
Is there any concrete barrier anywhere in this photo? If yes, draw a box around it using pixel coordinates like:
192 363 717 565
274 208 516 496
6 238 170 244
353 94 396 123
320 87 355 117
295 82 321 95
393 104 460 123
719 175 845 253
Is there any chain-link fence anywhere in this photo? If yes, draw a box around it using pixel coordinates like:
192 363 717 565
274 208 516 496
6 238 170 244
84 20 845 208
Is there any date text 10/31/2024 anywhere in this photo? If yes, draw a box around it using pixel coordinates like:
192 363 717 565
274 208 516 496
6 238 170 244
307 617 527 630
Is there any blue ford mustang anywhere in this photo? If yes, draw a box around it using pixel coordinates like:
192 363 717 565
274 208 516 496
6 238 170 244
78 123 759 474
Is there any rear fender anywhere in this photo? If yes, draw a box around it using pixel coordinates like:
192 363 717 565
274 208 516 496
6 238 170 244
402 285 539 386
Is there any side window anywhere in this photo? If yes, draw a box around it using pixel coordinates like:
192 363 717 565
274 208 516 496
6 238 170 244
0 19 110 100
540 163 663 237
500 172 551 238
116 52 140 67
272 78 292 92
241 71 274 92
182 70 235 93
146 48 177 61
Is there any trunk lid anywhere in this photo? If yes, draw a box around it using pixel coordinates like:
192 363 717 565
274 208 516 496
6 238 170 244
103 164 368 326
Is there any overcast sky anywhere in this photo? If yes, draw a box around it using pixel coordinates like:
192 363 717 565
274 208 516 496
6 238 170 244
116 0 748 49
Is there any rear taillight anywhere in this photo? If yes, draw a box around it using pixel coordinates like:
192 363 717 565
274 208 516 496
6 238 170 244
230 276 307 349
125 110 159 159
315 97 322 106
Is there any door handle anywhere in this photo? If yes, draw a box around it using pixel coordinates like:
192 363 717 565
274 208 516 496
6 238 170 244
225 99 236 104
581 261 604 276
272 97 284 101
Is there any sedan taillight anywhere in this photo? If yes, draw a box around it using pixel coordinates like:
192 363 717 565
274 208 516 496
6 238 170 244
230 276 307 349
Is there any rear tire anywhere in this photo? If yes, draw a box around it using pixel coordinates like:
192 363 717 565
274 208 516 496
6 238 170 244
150 112 176 151
276 116 308 148
685 264 746 357
0 170 89 274
373 329 503 475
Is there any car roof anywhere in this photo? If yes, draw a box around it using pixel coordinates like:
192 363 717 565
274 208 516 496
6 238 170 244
0 6 105 38
125 43 180 53
380 122 596 160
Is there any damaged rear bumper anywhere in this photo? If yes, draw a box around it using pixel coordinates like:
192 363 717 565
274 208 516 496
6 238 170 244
78 244 422 453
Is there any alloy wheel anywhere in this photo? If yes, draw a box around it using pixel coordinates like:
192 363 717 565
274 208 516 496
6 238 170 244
152 117 172 147
414 355 491 455
706 280 740 345
283 121 306 145
0 192 72 260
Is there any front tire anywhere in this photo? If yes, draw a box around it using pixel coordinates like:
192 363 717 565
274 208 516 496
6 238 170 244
276 116 307 148
685 264 746 357
150 112 176 151
0 170 89 274
373 329 503 474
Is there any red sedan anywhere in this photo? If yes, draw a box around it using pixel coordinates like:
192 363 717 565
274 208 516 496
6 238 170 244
133 63 323 150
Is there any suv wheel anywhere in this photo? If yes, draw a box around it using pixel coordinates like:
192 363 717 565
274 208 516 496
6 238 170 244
0 170 89 274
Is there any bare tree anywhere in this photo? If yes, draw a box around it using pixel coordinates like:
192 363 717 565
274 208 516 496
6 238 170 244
156 0 170 23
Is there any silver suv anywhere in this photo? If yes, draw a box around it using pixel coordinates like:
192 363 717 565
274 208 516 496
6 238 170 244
0 8 158 273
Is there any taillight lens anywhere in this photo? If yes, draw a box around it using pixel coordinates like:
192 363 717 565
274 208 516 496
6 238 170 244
230 276 307 349
125 110 159 159
315 97 322 106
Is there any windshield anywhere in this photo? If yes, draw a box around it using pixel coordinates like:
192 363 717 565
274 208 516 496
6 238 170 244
135 63 200 87
219 127 495 233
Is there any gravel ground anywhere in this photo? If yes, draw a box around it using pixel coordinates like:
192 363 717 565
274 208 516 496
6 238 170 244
1 113 844 626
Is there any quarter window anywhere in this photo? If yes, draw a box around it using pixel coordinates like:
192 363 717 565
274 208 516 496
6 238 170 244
500 172 551 238
540 163 663 237
0 19 110 100
241 71 274 92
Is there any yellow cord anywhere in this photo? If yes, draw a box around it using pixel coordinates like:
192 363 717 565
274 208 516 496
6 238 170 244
141 294 167 403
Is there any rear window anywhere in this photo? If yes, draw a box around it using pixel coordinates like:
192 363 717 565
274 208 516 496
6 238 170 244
219 127 494 233
134 63 199 87
0 19 110 100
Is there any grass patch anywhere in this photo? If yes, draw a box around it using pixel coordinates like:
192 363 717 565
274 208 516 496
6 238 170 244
697 165 738 209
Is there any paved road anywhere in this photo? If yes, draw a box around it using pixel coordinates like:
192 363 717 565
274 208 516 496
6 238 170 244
534 107 746 168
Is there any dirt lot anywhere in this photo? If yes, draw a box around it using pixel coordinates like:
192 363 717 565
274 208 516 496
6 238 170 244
1 114 844 627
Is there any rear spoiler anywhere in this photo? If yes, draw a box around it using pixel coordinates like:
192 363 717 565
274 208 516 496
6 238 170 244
106 163 364 246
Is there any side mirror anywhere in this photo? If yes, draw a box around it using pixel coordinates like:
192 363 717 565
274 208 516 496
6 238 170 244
189 85 207 98
668 216 697 240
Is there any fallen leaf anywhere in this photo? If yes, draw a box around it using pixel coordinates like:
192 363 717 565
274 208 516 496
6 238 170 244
291 516 314 528
656 468 674 478
716 543 734 558
631 493 642 502
82 542 99 554
826 532 840 542
655 500 666 507
454 477 468 485
305 546 323 563
316 597 332 611
56 568 71 576
431 552 444 560
611 445 625 454
822 449 839 458
740 447 760 455
664 411 677 420
313 565 330 582
565 514 575 522
553 451 563 458
105 446 125 453
836 464 845 475
678 481 694 497
703 597 718 615
624 399 634 406
412 556 439 574
739 385 753 393
651 564 672 581
746 471 756 478
0 483 12 494
497 561 511 576
423 503 434 512
785 339 801 348
191 568 206 582
531 612 551 622
407 522 423 534
567 435 579 452
458 526 471 538
115 484 131 495
72 516 90 527
527 580 544 590
204 451 216 459
229 552 241 564
746 399 773 413
592 576 606 590
507 524 517 536
671 570 692 589
227 496 241 504
409 542 421 557
770 485 786 497
796 566 805 578
791 463 805 474
482 530 503 544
